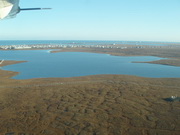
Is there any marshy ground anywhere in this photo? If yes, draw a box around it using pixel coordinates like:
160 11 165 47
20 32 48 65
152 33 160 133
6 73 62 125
0 68 180 135
0 45 180 135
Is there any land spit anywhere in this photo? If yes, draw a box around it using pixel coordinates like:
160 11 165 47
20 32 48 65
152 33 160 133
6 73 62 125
0 61 180 135
1 44 180 67
51 46 180 67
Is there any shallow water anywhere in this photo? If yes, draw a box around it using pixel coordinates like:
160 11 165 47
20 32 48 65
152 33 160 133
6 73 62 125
1 50 180 79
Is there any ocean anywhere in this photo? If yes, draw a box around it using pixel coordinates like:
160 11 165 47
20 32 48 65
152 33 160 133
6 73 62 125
0 40 178 46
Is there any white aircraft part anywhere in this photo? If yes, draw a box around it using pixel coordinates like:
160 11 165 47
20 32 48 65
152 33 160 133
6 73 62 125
0 0 20 19
0 0 13 19
0 59 4 64
0 0 50 20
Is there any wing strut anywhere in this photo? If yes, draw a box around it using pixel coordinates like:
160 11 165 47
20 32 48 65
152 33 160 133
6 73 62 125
20 8 52 11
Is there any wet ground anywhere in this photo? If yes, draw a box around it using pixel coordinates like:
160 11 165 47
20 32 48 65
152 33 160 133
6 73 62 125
0 69 180 135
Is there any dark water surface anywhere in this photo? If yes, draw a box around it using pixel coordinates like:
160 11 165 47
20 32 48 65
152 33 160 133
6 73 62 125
1 50 180 79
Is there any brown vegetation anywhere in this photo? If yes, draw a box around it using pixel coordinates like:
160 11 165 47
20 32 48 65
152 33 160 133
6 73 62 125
0 60 27 67
51 46 180 67
51 46 180 58
134 59 180 67
0 61 180 135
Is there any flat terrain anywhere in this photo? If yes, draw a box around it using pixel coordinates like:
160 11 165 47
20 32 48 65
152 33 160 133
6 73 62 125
133 59 180 67
1 44 180 66
51 46 180 67
0 61 180 135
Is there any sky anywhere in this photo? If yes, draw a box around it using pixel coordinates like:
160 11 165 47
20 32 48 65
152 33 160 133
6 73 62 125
0 0 180 42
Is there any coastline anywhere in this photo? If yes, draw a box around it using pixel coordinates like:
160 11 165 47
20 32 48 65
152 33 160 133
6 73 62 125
1 46 180 82
1 44 180 67
133 59 180 67
50 47 180 67
0 60 27 85
0 60 180 135
1 60 180 89
0 60 27 67
1 60 180 95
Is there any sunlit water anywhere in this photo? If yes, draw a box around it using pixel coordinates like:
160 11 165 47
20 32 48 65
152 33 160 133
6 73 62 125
1 50 180 79
0 40 176 46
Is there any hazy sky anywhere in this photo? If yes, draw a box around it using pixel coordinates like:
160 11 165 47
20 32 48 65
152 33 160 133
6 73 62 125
0 0 180 41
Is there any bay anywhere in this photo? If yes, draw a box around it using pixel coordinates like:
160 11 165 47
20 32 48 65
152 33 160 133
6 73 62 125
1 50 180 79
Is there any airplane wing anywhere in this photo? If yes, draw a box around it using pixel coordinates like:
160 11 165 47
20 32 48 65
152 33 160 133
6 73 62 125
0 0 51 20
0 0 13 19
0 0 20 19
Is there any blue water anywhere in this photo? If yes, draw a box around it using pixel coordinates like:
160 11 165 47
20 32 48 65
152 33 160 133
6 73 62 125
0 40 178 46
1 50 180 79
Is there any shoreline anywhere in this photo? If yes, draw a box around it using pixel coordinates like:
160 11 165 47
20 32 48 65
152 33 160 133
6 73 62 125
1 44 180 67
50 47 180 67
133 59 180 67
0 60 180 82
0 61 27 84
0 60 180 134
1 59 180 82
1 60 180 87
0 60 27 67
1 46 180 81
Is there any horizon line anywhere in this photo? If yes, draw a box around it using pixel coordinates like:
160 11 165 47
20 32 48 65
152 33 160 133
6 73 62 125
0 39 180 43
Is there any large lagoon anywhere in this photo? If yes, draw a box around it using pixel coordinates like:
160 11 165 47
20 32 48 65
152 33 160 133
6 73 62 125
1 50 180 79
